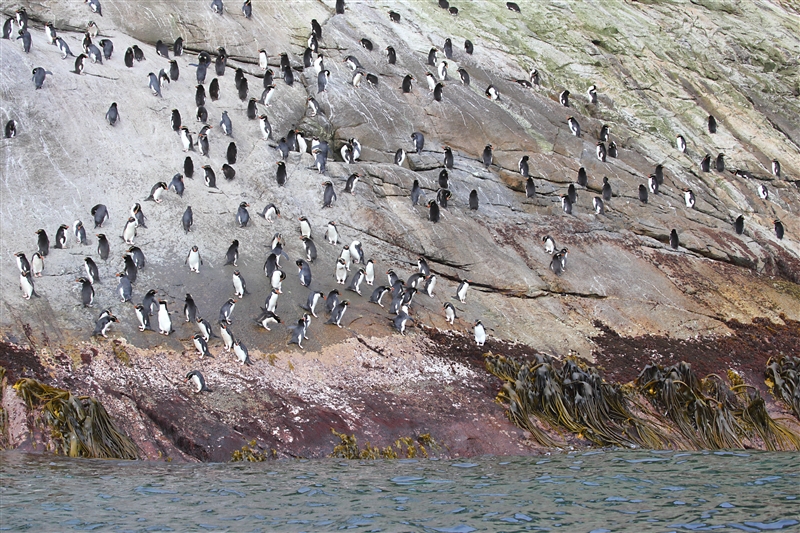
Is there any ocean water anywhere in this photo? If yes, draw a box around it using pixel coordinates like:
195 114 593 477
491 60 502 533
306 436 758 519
1 450 798 532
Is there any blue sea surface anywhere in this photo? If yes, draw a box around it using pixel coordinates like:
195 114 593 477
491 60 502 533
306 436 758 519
1 450 798 532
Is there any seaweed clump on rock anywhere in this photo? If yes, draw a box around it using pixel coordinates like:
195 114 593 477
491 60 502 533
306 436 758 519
13 377 138 459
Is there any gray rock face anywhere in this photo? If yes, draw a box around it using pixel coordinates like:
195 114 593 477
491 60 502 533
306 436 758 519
1 1 799 434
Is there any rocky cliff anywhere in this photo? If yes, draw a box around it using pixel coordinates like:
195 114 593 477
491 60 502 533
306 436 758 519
1 0 799 461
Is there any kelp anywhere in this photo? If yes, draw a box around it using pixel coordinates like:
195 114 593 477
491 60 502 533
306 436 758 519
13 378 138 459
486 353 670 449
231 440 274 462
637 363 800 451
329 429 438 459
765 356 800 420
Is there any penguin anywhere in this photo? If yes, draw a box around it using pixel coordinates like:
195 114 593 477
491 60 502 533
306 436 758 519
346 268 365 295
715 153 725 173
232 341 252 365
168 59 179 81
443 302 456 325
559 90 570 107
648 175 659 195
219 323 234 350
437 61 448 81
608 142 618 158
368 286 389 307
350 240 364 265
34 229 50 257
470 320 487 346
469 190 479 210
344 173 361 194
428 200 440 223
242 0 252 18
325 221 339 245
296 259 313 287
196 63 208 85
238 77 250 100
185 370 210 393
393 306 413 335
227 140 239 165
387 269 401 288
14 252 31 277
312 149 327 174
456 279 470 303
567 117 580 137
317 70 330 93
55 37 74 59
123 254 138 284
700 154 711 172
71 221 86 246
86 0 103 16
482 144 493 168
567 184 577 204
32 68 49 89
410 180 422 206
708 115 717 134
457 68 470 86
774 220 784 240
758 184 769 200
219 298 236 325
593 197 605 215
179 127 194 152
529 69 540 86
186 245 203 273
169 109 182 132
464 38 475 54
222 239 239 267
549 249 568 275
322 181 337 207
119 218 136 246
335 258 348 284
401 74 414 93
232 270 248 298
359 38 373 51
426 48 438 67
438 170 450 190
269 161 286 186
524 178 536 199
351 70 364 88
588 84 598 104
134 305 151 331
196 317 215 341
258 115 273 140
734 215 744 235
772 159 781 178
76 277 94 307
203 165 217 188
561 195 573 215
236 202 250 228
128 246 145 270
182 206 193 233
602 177 612 201
388 10 401 22
680 188 695 208
96 234 110 261
31 253 43 278
425 72 437 92
676 135 686 153
147 72 161 97
215 47 227 76
193 334 213 358
265 287 281 314
211 0 224 14
507 1 521 12
165 173 184 198
92 313 118 338
395 149 407 167
384 45 397 65
124 47 134 68
271 269 286 291
116 272 132 302
638 184 648 203
411 132 425 154
145 182 168 203
326 300 349 328
2 16 13 40
4 119 16 139
514 156 530 179
542 235 556 255
596 142 606 162
486 85 499 100
669 229 679 250
74 54 87 75
299 290 323 318
197 133 210 156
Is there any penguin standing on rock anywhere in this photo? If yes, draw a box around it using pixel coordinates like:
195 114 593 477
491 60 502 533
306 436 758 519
232 270 247 298
157 301 173 335
77 278 94 307
193 334 213 358
75 222 89 246
326 300 349 328
669 229 679 250
297 259 312 287
236 202 250 227
92 313 118 338
186 245 203 273
474 320 487 346
185 371 210 393
482 144 493 168
233 341 252 365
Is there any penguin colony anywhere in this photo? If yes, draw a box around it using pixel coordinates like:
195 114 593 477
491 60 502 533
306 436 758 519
5 1 794 394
